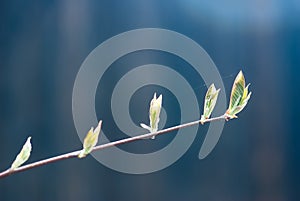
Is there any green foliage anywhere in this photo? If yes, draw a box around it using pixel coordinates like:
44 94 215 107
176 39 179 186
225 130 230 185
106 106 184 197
226 71 252 119
1 70 252 178
140 93 163 139
11 137 32 170
200 84 220 124
78 121 102 158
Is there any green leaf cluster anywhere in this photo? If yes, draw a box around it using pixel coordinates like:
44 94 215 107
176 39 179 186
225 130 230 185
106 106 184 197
78 121 102 158
226 71 252 119
140 93 162 139
200 84 220 123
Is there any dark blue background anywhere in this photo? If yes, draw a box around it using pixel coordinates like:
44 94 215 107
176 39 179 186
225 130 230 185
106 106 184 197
0 0 299 201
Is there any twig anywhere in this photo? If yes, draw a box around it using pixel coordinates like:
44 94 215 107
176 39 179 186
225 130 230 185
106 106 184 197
0 115 227 179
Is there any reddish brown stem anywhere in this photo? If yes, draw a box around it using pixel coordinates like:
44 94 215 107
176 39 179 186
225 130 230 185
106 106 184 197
0 115 226 179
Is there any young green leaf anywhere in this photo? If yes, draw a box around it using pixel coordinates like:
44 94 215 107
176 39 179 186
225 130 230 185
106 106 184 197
140 93 163 139
11 137 32 170
226 71 252 119
78 120 102 158
200 84 220 124
140 123 151 131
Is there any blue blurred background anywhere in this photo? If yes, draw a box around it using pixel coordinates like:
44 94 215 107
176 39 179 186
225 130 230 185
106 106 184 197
0 0 299 201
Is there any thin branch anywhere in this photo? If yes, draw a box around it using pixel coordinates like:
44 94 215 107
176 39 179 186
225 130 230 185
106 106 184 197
0 115 227 179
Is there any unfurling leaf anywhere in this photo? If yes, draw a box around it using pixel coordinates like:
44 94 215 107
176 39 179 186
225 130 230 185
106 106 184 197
78 120 102 158
11 137 32 170
225 71 252 119
150 93 162 133
200 84 220 124
140 123 151 131
140 93 163 139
